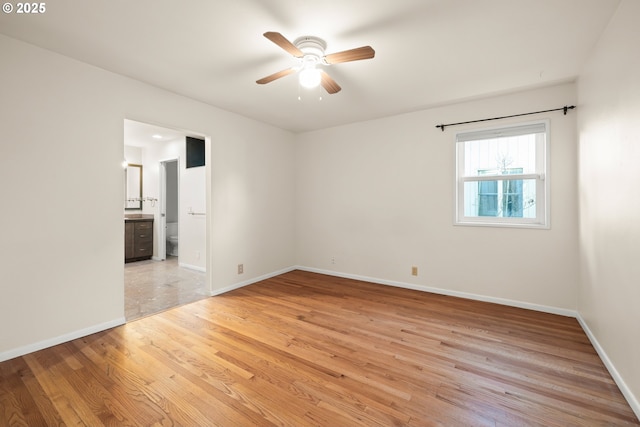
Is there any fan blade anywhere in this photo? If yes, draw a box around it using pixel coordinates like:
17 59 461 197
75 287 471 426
324 46 375 64
320 70 341 94
263 32 303 57
256 68 296 84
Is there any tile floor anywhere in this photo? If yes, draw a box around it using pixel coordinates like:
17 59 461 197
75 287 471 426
124 256 208 321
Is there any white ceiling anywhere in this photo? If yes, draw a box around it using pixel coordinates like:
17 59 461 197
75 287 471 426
0 0 620 133
122 119 198 148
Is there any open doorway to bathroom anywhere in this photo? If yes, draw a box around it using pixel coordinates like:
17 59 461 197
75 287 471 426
159 159 179 261
123 119 209 321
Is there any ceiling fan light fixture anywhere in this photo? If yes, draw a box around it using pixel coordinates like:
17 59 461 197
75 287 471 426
299 67 321 89
258 32 374 95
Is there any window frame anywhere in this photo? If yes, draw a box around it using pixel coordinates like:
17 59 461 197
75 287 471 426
454 119 550 229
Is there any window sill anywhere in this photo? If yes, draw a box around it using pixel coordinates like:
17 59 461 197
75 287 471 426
454 219 549 230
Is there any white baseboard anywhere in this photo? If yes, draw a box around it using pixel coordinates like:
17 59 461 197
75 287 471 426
296 266 577 317
210 266 297 296
179 262 206 272
576 314 640 420
0 317 126 363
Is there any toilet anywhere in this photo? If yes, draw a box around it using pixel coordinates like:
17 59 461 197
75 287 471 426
166 222 179 256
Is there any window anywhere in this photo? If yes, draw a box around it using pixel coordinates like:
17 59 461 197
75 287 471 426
455 121 549 228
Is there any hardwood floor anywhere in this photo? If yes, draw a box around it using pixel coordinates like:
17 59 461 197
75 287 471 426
125 256 208 321
1 270 638 426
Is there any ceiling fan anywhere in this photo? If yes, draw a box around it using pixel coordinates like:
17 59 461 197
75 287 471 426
256 32 375 94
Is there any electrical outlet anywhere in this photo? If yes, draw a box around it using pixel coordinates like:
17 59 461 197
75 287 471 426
411 266 418 276
331 257 336 265
195 251 200 260
238 263 244 274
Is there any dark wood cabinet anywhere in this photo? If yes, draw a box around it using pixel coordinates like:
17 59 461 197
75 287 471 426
125 218 154 262
125 222 135 260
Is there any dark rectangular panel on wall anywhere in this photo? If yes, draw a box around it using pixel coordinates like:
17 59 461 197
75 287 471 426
186 136 205 168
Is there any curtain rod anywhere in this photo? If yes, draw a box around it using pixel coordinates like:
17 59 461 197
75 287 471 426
435 105 575 131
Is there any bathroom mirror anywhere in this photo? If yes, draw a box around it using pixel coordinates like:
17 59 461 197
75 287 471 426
124 163 143 210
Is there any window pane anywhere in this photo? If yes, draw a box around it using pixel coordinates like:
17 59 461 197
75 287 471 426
502 168 523 217
477 175 498 216
464 179 536 218
463 134 537 176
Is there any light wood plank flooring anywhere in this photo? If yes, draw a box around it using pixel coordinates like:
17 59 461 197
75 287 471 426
1 270 638 426
125 256 208 321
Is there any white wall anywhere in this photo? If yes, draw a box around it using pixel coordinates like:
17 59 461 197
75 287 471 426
296 83 579 313
577 0 640 413
124 145 142 165
180 147 206 270
0 33 295 360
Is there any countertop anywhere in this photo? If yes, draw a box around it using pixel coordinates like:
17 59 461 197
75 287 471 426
124 214 154 222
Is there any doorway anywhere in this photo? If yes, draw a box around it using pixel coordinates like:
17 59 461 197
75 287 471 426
123 119 209 321
159 159 179 261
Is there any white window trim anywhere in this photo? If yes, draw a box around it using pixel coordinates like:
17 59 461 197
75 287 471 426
454 119 550 229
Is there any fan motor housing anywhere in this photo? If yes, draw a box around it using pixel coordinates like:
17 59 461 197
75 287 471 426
294 36 327 62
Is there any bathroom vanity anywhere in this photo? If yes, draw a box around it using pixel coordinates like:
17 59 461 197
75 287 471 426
125 215 154 262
